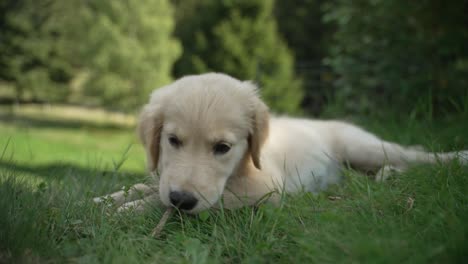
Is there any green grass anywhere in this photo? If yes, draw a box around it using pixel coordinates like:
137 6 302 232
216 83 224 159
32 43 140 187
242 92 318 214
1 106 467 263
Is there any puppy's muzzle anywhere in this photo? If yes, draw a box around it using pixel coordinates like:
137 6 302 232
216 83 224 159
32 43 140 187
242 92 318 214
169 190 198 210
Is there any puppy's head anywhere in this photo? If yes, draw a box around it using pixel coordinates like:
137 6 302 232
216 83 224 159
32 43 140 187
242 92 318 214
138 73 269 213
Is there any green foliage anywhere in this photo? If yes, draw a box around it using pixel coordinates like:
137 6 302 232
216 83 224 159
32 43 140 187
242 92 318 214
2 0 467 115
275 0 333 115
67 0 180 110
173 0 303 114
324 0 468 116
0 0 73 103
0 0 180 111
275 0 328 62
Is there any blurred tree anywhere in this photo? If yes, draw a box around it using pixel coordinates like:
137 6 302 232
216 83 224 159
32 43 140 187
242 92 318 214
64 0 180 110
275 0 333 115
324 0 468 116
173 0 303 114
0 0 72 103
0 0 180 110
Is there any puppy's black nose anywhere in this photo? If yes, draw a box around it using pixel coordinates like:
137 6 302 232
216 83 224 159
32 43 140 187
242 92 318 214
169 191 198 210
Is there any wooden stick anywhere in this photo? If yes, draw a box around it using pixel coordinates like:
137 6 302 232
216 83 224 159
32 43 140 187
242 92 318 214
150 207 174 238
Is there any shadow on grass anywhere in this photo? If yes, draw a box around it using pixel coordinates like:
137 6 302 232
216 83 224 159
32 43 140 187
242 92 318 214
0 113 133 131
0 159 146 183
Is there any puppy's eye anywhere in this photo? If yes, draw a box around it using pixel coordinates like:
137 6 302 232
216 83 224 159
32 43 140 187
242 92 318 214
213 142 231 155
168 135 182 148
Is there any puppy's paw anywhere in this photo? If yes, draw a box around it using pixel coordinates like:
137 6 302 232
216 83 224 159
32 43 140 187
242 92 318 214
93 197 104 203
375 165 403 182
93 195 115 207
117 200 145 213
458 150 468 163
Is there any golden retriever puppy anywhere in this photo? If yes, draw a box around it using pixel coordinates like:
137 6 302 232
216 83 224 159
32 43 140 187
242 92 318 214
94 73 467 214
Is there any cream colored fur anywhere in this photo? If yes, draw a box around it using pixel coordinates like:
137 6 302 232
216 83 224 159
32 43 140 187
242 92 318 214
94 73 468 214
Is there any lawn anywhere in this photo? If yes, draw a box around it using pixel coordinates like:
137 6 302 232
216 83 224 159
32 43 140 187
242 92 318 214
1 105 467 263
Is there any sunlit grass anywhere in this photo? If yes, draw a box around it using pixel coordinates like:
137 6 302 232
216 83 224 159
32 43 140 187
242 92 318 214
0 104 136 127
0 105 145 177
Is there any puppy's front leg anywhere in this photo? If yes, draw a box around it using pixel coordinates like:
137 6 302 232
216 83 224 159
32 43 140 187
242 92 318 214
94 183 157 207
117 193 164 213
217 174 281 210
375 165 404 182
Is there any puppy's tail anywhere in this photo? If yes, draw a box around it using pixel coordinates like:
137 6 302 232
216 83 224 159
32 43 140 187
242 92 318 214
413 149 468 165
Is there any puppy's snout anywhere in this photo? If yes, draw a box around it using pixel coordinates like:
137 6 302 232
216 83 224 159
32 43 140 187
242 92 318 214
169 191 198 210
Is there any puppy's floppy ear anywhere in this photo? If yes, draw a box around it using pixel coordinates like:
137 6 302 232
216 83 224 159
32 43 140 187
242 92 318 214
138 104 163 172
245 82 270 170
137 89 168 172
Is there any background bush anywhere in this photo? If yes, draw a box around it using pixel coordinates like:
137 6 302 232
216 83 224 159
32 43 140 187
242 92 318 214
173 0 302 114
0 0 180 111
323 0 468 116
1 0 467 116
